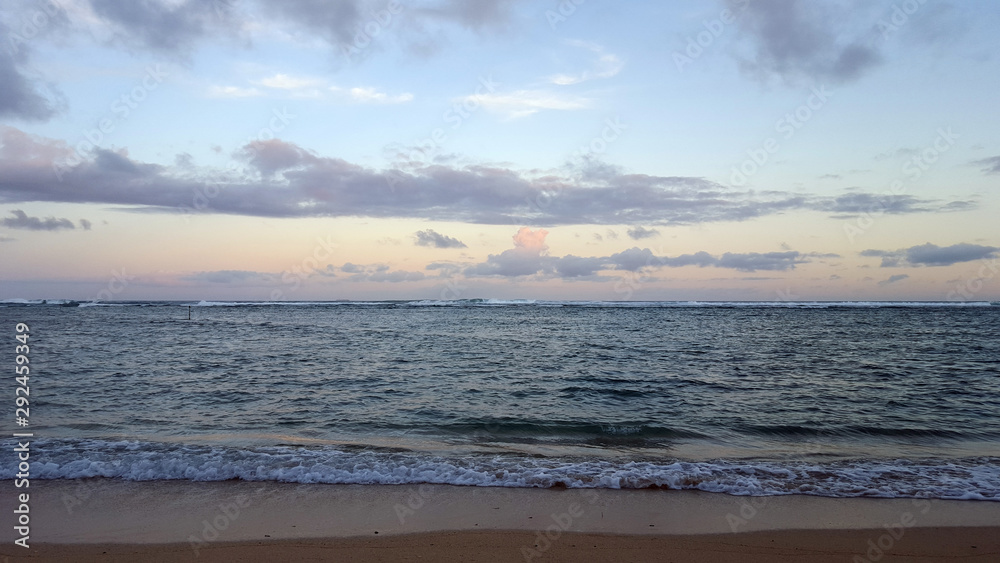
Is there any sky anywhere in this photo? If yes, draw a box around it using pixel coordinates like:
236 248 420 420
1 0 999 302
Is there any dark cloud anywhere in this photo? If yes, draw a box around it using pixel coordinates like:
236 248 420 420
608 247 663 272
818 193 960 217
0 132 977 226
552 254 606 278
861 243 999 267
337 261 424 282
660 251 718 268
242 139 317 177
88 0 239 55
0 209 74 230
906 243 998 266
259 0 519 58
79 218 92 230
466 247 548 277
465 230 812 279
731 0 882 85
971 155 1000 175
878 274 909 287
182 270 277 284
626 225 659 240
0 19 65 121
418 0 519 30
716 251 805 272
414 229 467 248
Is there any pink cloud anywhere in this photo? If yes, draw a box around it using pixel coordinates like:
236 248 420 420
512 227 548 252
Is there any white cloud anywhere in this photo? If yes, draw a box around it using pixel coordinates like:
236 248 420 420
254 73 323 90
548 41 624 85
349 87 414 104
207 85 262 98
463 90 591 118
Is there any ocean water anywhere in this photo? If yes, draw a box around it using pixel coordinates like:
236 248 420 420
2 300 999 500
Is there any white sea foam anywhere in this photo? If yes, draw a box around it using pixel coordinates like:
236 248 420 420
4 439 998 501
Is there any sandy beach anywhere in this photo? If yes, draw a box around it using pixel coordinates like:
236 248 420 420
2 528 997 562
2 480 998 561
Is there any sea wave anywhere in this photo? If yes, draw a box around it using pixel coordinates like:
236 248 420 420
4 438 998 501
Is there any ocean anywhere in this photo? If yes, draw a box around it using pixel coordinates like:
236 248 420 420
2 300 999 500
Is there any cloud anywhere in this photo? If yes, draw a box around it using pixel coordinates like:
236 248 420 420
211 79 411 103
0 130 977 227
878 274 909 287
0 20 65 121
731 0 882 85
254 74 323 90
349 87 414 104
512 226 548 250
817 193 962 217
548 41 624 85
0 209 75 231
716 251 806 272
338 262 424 282
367 269 426 282
626 226 659 240
466 227 551 277
463 90 591 118
607 247 665 271
182 270 277 284
659 251 718 269
552 254 607 278
465 229 812 279
418 0 520 30
79 219 92 230
242 139 317 176
906 243 998 266
260 0 518 58
414 229 467 248
88 0 240 56
207 85 263 98
861 243 999 267
971 155 1000 175
256 0 366 47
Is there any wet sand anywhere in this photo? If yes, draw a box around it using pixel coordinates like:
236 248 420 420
2 480 998 561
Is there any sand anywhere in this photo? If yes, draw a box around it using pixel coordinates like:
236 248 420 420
1 480 998 561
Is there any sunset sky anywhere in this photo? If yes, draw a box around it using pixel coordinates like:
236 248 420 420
2 0 999 302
